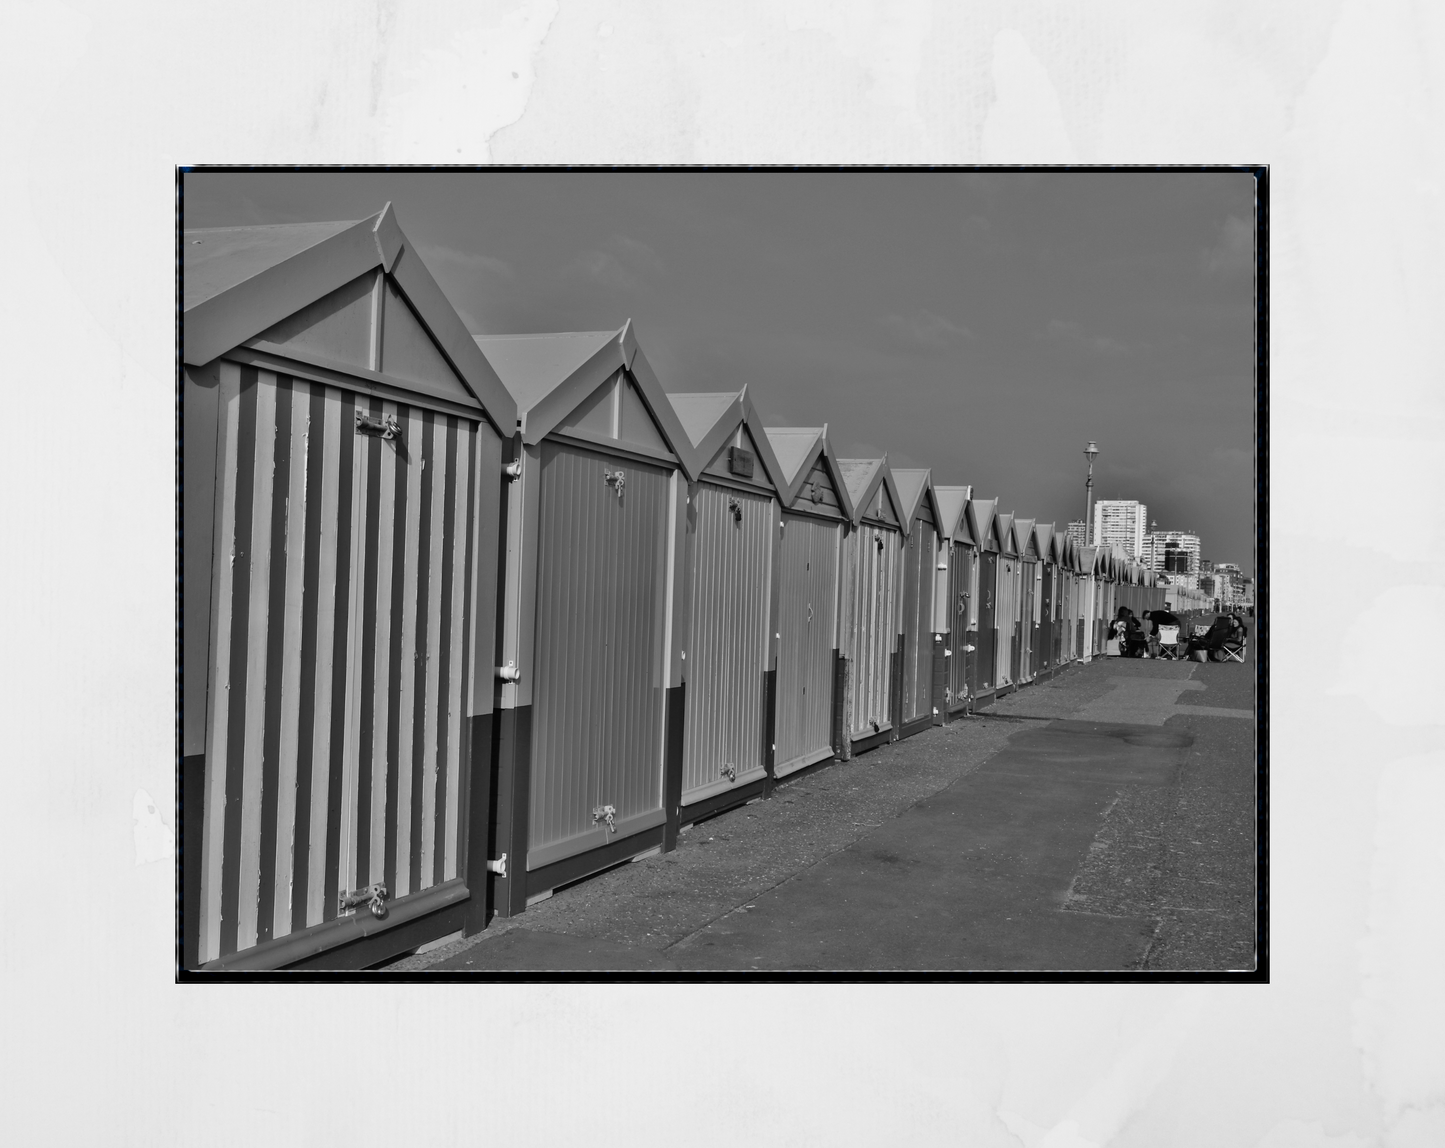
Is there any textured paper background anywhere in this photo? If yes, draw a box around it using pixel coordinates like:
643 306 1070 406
3 2 1441 1144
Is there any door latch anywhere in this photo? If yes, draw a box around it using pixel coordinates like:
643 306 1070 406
592 804 617 833
486 853 508 877
355 412 401 441
338 882 388 919
719 762 737 782
727 496 743 523
603 468 625 498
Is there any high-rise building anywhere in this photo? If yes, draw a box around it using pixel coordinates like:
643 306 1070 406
1066 520 1088 547
1143 529 1202 576
1093 500 1148 558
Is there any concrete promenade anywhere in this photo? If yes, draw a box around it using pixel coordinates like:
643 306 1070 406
395 642 1257 974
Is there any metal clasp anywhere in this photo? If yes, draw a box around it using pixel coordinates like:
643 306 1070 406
727 496 743 523
338 882 388 919
355 412 401 441
603 468 625 498
593 804 617 833
719 762 737 782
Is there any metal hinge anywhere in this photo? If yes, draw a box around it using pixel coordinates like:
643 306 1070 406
603 468 625 498
593 804 617 833
503 459 523 480
719 762 737 782
355 412 401 441
338 882 388 919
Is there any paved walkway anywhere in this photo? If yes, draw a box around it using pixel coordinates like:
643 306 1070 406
397 646 1256 974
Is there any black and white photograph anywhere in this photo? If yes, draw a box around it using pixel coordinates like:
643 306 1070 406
8 4 1442 1143
180 169 1261 975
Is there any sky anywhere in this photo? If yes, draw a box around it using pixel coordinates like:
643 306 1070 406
185 170 1258 574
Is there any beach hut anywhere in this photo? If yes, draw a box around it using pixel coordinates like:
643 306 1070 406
892 469 945 740
837 457 906 756
1033 523 1057 680
1013 517 1038 684
967 498 1000 706
932 485 973 723
665 388 788 824
994 512 1021 694
181 205 516 969
476 323 695 915
764 425 856 779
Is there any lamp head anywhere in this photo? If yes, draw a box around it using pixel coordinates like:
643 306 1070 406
1083 440 1099 462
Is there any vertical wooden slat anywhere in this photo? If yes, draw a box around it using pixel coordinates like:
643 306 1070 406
442 417 466 883
337 395 370 908
200 363 241 965
393 405 424 896
355 397 383 888
430 415 456 887
409 410 434 888
291 382 328 935
269 377 310 941
367 400 398 887
235 372 278 954
420 413 446 885
383 404 410 898
308 387 346 926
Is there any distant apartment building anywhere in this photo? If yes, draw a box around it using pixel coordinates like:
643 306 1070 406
1066 520 1089 547
1093 500 1148 559
1143 530 1202 578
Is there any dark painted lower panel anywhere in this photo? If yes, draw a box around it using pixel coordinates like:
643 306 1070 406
526 824 666 900
289 897 470 971
462 712 494 937
663 683 686 851
897 713 933 741
677 777 767 828
850 726 893 757
973 689 998 709
181 752 205 972
493 705 532 919
197 879 470 971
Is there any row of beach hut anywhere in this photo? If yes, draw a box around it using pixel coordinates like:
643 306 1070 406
180 206 1199 970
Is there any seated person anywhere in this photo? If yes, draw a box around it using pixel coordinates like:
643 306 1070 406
1144 606 1181 657
1122 609 1149 658
1186 615 1245 658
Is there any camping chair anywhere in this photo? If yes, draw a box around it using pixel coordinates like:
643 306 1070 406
1217 626 1247 663
1156 624 1182 660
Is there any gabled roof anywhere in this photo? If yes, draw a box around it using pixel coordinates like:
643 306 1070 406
474 320 697 476
762 425 858 520
932 485 972 542
664 386 788 496
890 468 945 535
1078 545 1099 574
838 456 907 533
1035 523 1056 563
968 498 997 551
995 512 1018 557
183 204 516 431
1013 517 1036 557
476 330 618 418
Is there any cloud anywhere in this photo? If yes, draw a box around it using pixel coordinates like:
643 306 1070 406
1041 318 1132 357
565 233 665 291
882 309 976 348
417 244 516 280
1202 214 1254 276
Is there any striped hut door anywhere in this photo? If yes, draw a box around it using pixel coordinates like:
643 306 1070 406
198 364 477 967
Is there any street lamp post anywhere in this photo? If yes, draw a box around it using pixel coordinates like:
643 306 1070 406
1083 440 1099 546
